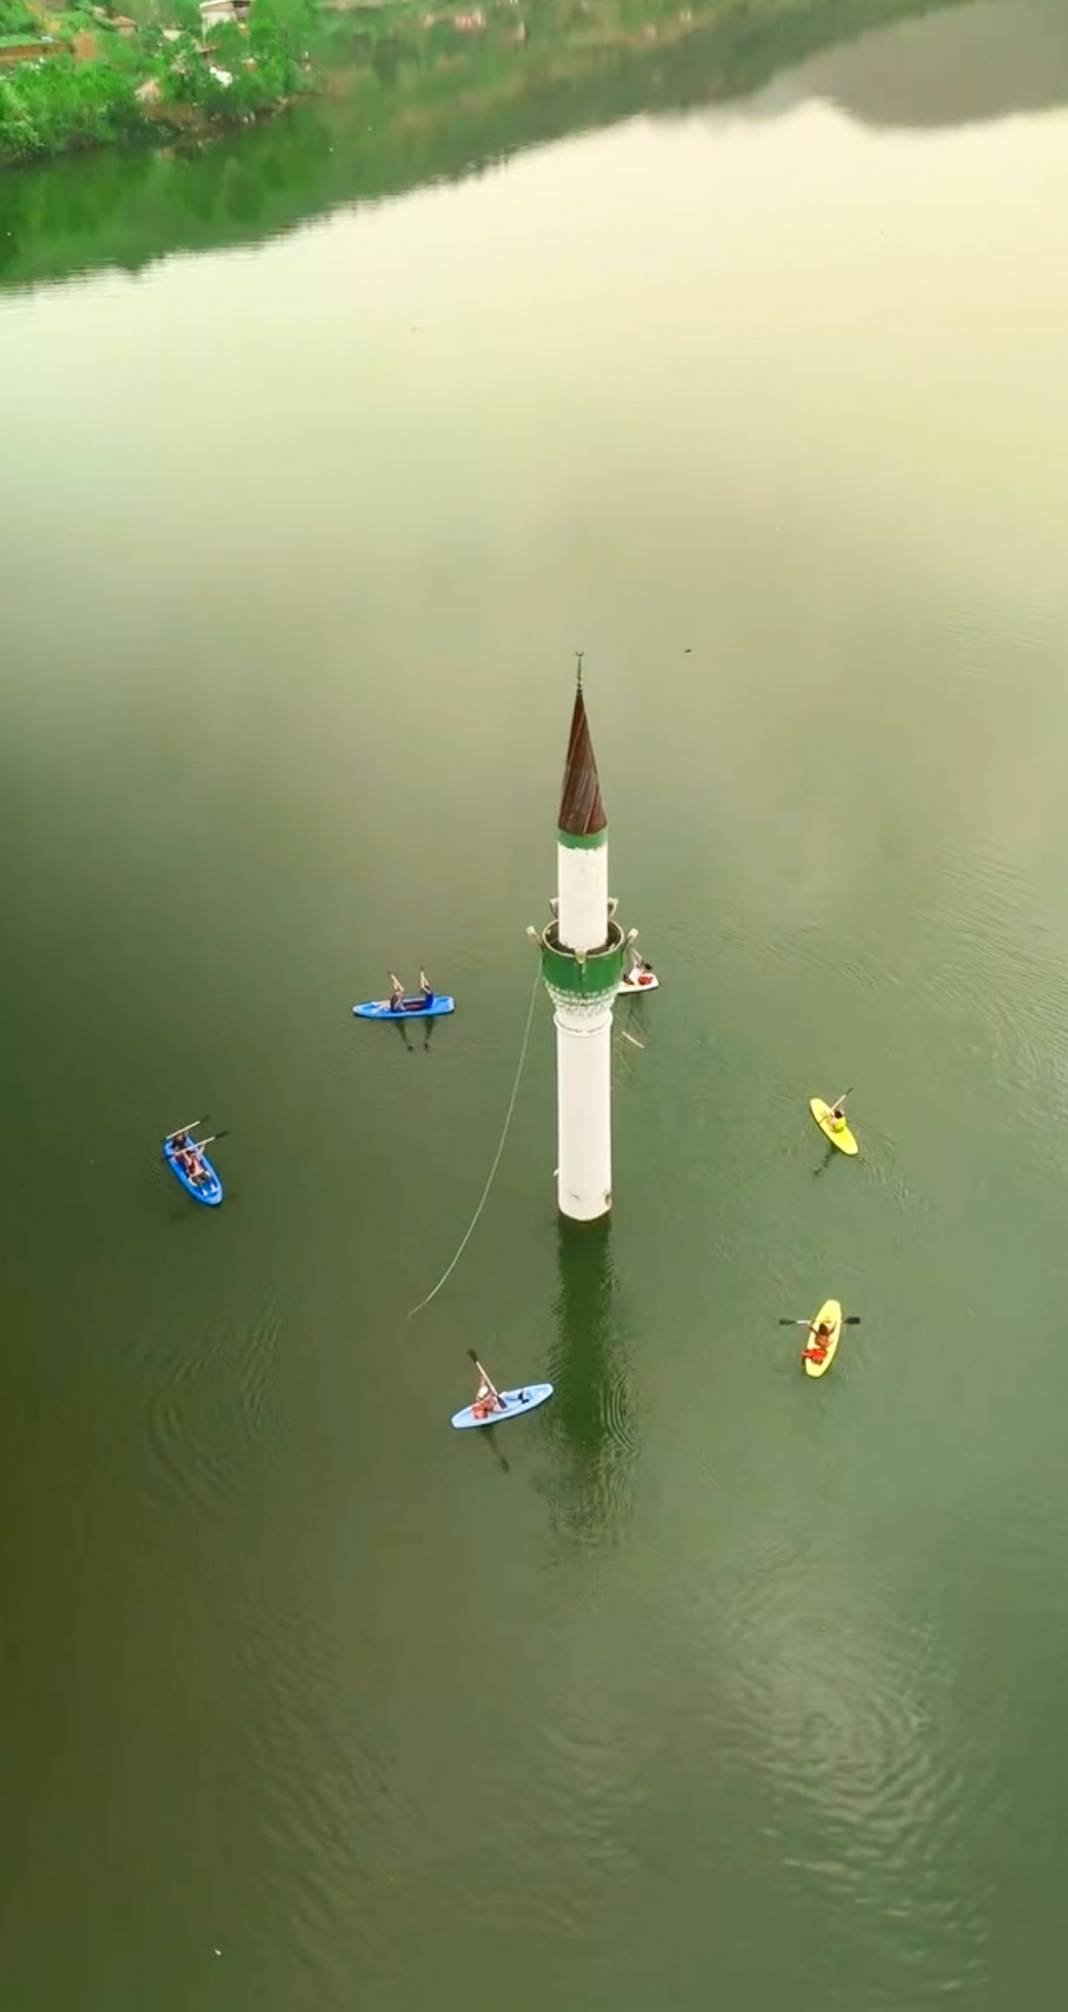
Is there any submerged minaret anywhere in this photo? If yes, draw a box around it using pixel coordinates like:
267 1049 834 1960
538 666 625 1221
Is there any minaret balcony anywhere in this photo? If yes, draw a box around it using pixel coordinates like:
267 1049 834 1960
539 917 624 1014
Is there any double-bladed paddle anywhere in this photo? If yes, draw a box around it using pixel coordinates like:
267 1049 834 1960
778 1315 861 1327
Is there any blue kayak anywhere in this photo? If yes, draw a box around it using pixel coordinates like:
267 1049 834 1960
162 1137 223 1207
451 1382 554 1430
353 995 455 1021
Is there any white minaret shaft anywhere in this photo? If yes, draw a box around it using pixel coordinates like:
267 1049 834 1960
556 836 608 955
555 1007 612 1220
540 674 623 1222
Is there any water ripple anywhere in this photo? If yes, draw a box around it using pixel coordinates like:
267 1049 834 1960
543 1339 638 1550
922 842 1068 1094
706 1559 997 1967
138 1301 281 1514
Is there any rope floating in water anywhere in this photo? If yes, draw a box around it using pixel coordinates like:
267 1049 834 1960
408 965 542 1318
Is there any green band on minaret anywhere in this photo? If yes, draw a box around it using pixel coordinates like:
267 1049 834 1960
557 826 607 852
541 936 623 999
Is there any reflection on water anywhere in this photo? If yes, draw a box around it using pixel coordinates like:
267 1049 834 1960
760 0 1068 130
6 0 1067 295
546 1220 636 1544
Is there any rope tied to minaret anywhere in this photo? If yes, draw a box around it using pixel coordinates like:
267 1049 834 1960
407 964 542 1318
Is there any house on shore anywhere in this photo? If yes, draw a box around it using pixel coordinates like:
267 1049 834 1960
199 0 250 31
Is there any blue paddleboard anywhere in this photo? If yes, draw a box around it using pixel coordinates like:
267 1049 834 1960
353 995 455 1021
451 1382 554 1429
162 1137 223 1207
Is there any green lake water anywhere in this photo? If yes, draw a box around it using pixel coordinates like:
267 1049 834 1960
5 0 1068 2004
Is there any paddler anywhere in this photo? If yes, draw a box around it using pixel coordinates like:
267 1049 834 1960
419 969 434 1008
471 1367 504 1421
801 1321 833 1364
829 1100 848 1134
171 1131 199 1178
388 973 406 1012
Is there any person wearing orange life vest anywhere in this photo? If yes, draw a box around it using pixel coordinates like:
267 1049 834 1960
802 1320 833 1364
471 1367 505 1421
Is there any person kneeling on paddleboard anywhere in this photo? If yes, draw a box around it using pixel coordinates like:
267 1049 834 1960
472 1373 505 1422
829 1104 847 1134
802 1321 833 1364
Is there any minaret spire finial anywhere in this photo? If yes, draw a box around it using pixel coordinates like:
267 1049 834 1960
557 659 606 838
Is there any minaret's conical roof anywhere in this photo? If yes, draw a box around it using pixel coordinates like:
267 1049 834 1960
557 677 606 838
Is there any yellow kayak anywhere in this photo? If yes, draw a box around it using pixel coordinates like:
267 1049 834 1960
809 1096 859 1156
803 1298 842 1380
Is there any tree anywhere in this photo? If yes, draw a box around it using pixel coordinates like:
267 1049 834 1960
250 0 314 66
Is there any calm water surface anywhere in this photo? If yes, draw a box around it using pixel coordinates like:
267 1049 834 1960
5 1 1068 2005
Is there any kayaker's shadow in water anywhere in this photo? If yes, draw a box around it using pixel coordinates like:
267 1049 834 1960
812 1143 838 1179
479 1425 510 1477
391 1018 439 1054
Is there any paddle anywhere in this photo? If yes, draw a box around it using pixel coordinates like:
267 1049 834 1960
778 1316 862 1327
826 1086 854 1114
175 1130 230 1181
165 1118 206 1141
466 1346 502 1404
